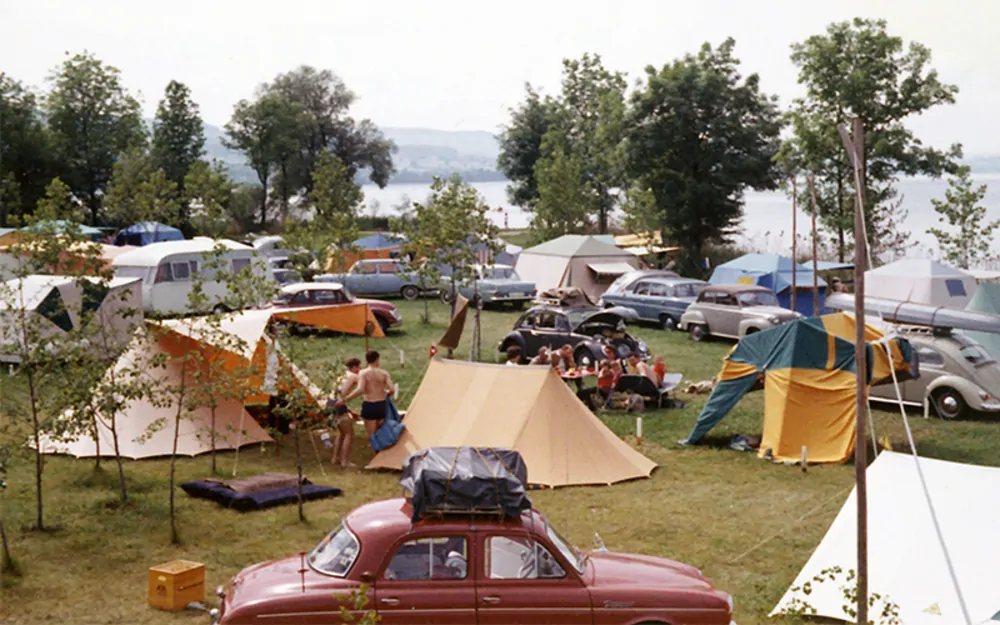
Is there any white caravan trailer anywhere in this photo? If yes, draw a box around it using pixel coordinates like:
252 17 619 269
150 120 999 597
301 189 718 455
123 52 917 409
111 238 266 315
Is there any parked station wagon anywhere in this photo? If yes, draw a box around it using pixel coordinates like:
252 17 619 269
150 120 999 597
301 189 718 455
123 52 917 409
440 264 537 307
600 275 707 330
212 497 735 625
316 259 432 301
869 327 1000 419
679 284 802 341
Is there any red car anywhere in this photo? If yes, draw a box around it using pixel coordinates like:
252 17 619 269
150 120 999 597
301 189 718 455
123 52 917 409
270 282 401 333
212 497 734 625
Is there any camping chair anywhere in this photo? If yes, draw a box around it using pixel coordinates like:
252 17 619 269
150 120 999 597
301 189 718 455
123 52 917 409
615 373 684 409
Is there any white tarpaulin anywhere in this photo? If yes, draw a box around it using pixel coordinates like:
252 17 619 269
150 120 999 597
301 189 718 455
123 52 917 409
866 259 978 309
772 451 1000 624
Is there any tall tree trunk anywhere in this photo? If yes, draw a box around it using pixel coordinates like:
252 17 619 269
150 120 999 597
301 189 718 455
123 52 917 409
93 414 101 471
836 173 846 263
259 173 270 229
169 374 186 544
26 367 44 531
0 519 12 571
294 418 304 522
210 406 217 474
111 415 128 503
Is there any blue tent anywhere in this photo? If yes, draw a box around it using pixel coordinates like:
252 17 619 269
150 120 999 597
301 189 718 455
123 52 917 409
353 232 405 250
709 253 827 316
114 221 184 246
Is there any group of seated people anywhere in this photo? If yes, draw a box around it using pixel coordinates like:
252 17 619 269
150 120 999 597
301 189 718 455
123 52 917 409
505 342 671 410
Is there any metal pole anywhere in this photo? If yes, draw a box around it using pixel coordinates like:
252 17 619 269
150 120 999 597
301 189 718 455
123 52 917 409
791 177 797 314
838 119 868 625
808 174 820 316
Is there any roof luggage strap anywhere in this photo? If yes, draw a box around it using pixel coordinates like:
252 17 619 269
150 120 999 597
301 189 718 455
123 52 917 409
475 447 503 513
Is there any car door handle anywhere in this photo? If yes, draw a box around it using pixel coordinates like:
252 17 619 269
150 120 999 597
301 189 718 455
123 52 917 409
380 598 400 605
482 596 501 604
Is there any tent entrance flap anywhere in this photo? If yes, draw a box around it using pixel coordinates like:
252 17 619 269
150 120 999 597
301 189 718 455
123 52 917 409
587 262 634 276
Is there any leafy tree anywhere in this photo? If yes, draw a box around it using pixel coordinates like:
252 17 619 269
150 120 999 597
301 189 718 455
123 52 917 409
104 148 182 229
786 18 960 262
1 74 51 225
35 177 83 222
928 166 998 269
151 81 205 203
531 130 591 239
223 93 304 227
45 52 146 224
497 85 556 209
185 160 234 238
265 66 396 193
627 39 783 273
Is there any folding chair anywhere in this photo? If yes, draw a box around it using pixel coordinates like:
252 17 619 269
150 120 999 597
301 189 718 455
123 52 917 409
615 373 684 409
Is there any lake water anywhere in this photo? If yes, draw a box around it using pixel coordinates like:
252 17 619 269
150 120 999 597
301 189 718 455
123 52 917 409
362 174 1000 260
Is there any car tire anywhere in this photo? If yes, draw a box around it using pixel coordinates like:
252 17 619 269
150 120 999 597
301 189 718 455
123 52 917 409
660 315 677 331
933 388 967 420
440 290 454 305
212 304 230 315
377 317 390 334
401 285 420 301
689 324 708 342
574 347 596 369
744 327 759 336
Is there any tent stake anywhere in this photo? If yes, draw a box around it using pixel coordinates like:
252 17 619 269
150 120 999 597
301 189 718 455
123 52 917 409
636 416 643 445
801 446 807 473
839 118 869 625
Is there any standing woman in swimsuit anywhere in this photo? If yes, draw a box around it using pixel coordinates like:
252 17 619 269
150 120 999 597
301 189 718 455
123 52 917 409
344 350 395 438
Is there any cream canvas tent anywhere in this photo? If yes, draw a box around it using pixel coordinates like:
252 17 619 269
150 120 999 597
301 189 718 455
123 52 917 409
37 309 327 459
515 235 640 297
866 259 977 308
367 360 656 486
772 451 1000 625
0 275 142 363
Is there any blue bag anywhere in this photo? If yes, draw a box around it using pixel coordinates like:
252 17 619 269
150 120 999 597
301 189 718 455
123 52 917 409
370 397 405 452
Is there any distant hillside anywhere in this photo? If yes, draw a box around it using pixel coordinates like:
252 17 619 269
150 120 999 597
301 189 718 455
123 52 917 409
199 123 505 185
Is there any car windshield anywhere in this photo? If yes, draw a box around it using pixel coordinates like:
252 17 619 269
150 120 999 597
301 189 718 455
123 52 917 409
484 267 517 280
274 291 296 304
546 521 584 574
674 282 706 298
737 291 779 307
308 523 360 576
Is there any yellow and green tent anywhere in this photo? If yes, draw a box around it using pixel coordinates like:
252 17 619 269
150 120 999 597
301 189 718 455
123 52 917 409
684 313 916 464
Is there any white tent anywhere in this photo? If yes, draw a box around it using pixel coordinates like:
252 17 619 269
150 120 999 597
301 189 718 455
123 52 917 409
866 259 977 308
515 235 641 296
0 275 142 363
772 451 1000 625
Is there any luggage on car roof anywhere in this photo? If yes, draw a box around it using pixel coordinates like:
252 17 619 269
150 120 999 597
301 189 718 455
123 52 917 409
400 447 531 521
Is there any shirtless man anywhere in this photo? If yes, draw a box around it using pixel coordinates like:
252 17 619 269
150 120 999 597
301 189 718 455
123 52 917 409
344 350 395 438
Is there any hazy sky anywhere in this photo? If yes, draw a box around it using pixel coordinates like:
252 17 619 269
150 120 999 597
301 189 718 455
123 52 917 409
4 0 999 154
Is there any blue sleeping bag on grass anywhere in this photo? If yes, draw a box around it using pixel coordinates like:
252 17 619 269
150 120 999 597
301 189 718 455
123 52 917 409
370 396 405 452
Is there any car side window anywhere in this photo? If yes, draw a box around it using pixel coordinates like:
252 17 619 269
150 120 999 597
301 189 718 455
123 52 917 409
554 315 571 332
916 346 945 367
647 284 667 297
377 262 399 274
516 314 535 329
313 290 342 304
535 312 557 329
718 294 738 306
485 536 565 580
699 291 715 304
633 281 651 296
291 291 311 305
384 537 468 581
359 263 378 275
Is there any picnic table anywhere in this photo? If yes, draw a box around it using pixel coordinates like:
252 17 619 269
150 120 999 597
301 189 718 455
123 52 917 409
559 368 596 380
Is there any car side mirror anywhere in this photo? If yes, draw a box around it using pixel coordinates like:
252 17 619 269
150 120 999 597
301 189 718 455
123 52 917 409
359 572 375 584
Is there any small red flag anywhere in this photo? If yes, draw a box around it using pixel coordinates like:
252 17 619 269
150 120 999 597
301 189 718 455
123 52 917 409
429 345 438 358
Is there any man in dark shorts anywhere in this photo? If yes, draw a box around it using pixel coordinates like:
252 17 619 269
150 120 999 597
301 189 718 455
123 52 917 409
344 350 396 439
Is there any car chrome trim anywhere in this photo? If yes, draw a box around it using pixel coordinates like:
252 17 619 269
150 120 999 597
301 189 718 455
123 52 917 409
306 523 360 579
258 610 368 619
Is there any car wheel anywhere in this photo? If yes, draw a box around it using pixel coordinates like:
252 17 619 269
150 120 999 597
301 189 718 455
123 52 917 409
934 388 967 420
689 324 708 342
440 290 454 305
575 347 596 369
660 315 677 331
744 327 759 336
212 304 230 315
401 285 420 301
377 317 390 334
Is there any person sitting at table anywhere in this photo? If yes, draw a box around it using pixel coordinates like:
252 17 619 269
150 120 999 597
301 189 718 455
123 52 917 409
557 344 576 373
601 344 619 365
627 352 658 385
550 352 562 371
579 359 621 409
529 346 551 366
505 345 521 366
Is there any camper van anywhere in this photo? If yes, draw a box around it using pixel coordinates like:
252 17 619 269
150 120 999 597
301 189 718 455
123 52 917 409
111 238 267 315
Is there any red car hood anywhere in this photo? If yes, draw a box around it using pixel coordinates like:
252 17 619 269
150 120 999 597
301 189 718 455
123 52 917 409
353 297 395 313
221 555 355 621
587 551 713 589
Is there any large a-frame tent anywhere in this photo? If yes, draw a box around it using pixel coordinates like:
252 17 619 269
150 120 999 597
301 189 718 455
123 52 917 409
515 235 640 297
866 258 977 308
683 313 915 464
367 360 656 487
772 451 1000 624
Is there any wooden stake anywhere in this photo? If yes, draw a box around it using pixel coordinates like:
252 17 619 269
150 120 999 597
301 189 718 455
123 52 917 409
808 174 820 317
791 177 798 314
838 119 868 625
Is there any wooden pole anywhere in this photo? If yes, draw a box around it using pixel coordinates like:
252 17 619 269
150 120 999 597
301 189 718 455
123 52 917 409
791 177 798 314
808 174 820 316
838 119 868 625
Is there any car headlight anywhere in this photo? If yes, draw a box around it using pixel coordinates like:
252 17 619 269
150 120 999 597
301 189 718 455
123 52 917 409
216 585 225 598
768 316 781 324
979 390 990 401
727 594 734 613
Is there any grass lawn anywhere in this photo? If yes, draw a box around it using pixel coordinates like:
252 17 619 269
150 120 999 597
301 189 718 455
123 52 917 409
2 298 999 624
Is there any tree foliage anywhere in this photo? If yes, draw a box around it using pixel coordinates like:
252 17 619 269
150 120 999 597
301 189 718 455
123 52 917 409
151 80 206 196
105 149 182 229
928 166 998 269
0 74 51 225
35 177 83 223
185 160 235 238
44 52 145 223
531 130 591 239
497 85 554 210
627 39 783 272
784 18 960 262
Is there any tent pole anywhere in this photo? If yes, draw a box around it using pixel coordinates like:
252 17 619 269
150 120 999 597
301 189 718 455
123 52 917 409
839 119 868 625
791 177 797 314
808 174 819 316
